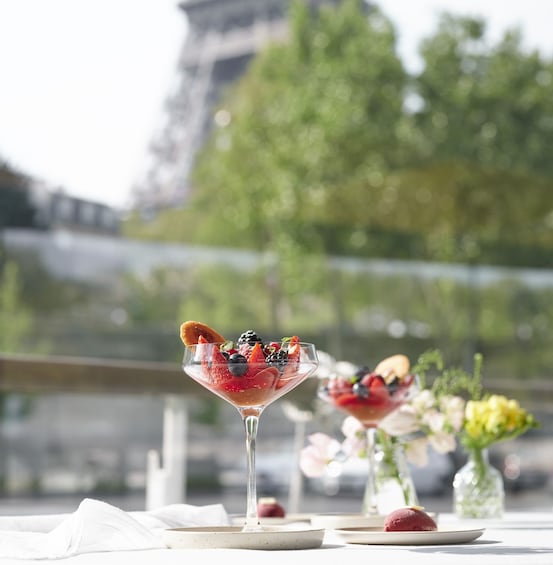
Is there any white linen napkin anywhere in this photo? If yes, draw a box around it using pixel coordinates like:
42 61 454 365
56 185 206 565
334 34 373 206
0 497 230 560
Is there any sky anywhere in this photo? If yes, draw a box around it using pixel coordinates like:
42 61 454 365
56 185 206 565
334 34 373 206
0 0 552 210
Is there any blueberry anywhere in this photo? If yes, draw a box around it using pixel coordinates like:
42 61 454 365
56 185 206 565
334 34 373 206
353 365 371 382
352 382 369 398
228 353 248 376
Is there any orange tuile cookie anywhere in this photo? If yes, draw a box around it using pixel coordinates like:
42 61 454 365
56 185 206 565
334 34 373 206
180 320 226 345
374 354 411 384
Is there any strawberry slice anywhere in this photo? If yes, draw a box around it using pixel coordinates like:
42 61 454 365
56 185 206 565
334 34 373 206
367 374 390 405
243 342 268 379
196 335 210 378
281 336 300 379
209 343 233 386
335 392 362 407
287 336 300 360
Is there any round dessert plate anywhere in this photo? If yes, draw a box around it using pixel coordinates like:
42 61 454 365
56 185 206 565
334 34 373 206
310 513 385 529
333 526 485 545
163 525 325 550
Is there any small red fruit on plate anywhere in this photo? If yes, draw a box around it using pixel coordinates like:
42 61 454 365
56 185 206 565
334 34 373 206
257 497 286 518
383 506 437 532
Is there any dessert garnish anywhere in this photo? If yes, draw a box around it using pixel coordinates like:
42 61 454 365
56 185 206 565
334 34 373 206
180 320 226 346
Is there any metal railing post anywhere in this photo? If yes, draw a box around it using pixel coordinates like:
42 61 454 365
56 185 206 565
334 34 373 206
146 395 188 510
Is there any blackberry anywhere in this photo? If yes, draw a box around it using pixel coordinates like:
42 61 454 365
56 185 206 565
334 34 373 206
237 330 263 347
228 353 248 376
266 349 288 373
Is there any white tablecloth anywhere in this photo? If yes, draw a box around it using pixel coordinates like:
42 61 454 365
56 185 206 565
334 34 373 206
0 507 551 564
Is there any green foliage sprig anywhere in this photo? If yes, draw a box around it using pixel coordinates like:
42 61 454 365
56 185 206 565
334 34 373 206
412 349 483 400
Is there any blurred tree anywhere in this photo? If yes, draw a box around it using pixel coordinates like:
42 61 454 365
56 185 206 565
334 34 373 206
401 14 553 264
191 0 409 259
0 257 38 481
414 15 553 176
0 260 33 353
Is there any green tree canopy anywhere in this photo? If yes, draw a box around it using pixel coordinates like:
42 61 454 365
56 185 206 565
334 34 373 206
414 14 553 175
190 0 409 260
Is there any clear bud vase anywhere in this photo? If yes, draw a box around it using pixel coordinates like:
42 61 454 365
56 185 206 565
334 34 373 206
453 447 504 519
362 431 419 515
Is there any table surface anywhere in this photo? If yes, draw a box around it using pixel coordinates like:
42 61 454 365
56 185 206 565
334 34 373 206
0 511 551 564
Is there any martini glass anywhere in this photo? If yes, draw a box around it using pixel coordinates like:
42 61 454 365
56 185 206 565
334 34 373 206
182 338 318 531
317 355 416 516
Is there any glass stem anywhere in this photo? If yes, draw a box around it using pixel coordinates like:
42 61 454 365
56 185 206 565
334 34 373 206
243 414 260 530
362 426 379 515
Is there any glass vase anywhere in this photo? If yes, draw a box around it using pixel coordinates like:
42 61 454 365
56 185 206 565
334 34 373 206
362 432 419 515
453 447 504 519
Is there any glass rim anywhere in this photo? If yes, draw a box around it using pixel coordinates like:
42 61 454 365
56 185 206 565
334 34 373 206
182 340 318 348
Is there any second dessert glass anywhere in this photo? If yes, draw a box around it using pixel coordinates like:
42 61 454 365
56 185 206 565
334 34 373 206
317 354 416 516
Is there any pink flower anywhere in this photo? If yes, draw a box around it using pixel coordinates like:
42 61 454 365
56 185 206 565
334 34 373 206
340 416 366 457
299 433 342 477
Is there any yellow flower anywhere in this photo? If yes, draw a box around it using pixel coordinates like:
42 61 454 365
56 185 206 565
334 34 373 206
461 394 538 450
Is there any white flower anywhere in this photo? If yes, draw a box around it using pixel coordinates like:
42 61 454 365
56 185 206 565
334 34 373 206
312 351 357 381
411 389 436 412
440 395 465 432
313 351 337 379
299 433 342 477
422 409 446 433
335 360 358 376
380 404 420 436
429 430 457 454
341 415 365 439
404 436 429 466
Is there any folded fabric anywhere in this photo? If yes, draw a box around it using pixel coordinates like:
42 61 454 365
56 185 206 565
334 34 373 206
0 498 230 560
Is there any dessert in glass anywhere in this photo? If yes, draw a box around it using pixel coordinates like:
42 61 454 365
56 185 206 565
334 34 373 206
317 354 416 516
180 321 318 531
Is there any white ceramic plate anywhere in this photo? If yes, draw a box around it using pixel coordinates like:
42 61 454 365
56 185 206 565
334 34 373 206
310 513 386 529
163 525 325 550
333 526 485 545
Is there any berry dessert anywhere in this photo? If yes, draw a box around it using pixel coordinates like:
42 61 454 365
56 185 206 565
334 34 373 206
180 321 311 408
383 506 437 532
257 497 286 518
318 354 415 428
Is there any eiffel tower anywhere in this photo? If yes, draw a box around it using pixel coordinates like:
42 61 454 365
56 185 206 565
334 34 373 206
131 0 345 212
